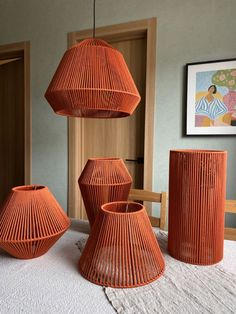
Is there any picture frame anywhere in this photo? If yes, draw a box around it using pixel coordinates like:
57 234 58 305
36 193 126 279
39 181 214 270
186 59 236 135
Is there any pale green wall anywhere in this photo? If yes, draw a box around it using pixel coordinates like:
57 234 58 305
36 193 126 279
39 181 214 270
0 0 235 226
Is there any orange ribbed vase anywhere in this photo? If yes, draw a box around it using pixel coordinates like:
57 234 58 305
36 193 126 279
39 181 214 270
79 201 165 288
45 39 141 118
168 150 227 265
0 185 71 259
78 158 132 227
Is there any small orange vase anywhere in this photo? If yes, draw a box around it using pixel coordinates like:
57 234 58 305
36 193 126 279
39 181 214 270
168 150 227 265
79 201 165 288
0 185 71 259
78 158 132 227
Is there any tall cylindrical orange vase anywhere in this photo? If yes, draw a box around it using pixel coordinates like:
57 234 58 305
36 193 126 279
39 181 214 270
168 150 227 265
0 185 71 259
78 158 132 227
79 201 165 288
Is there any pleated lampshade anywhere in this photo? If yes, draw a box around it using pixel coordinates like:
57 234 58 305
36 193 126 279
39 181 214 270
168 150 227 265
79 201 165 288
78 158 132 227
45 38 141 118
0 185 71 259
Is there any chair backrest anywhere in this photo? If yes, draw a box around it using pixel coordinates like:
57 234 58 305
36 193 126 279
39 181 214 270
225 200 236 241
128 189 167 230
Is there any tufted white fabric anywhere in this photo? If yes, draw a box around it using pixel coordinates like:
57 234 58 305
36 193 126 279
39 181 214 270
0 220 235 314
105 231 236 314
0 220 112 314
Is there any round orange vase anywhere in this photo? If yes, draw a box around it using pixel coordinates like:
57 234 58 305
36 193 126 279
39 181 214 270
78 158 132 227
0 185 71 259
79 201 165 288
168 150 227 265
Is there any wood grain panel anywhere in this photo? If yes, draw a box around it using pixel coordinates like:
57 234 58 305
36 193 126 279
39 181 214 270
68 19 157 218
0 58 25 205
76 37 146 219
225 199 236 240
224 228 236 241
128 188 167 229
0 58 21 66
0 41 31 202
83 37 146 182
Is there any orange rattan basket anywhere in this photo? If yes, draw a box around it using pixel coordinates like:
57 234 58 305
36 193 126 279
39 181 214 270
78 158 132 227
79 201 165 288
45 38 141 118
0 185 71 259
168 150 227 265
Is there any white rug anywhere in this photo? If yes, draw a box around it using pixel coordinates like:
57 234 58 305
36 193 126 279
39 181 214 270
77 232 236 314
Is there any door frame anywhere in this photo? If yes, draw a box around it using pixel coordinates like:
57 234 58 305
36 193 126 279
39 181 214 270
0 41 31 184
68 18 157 218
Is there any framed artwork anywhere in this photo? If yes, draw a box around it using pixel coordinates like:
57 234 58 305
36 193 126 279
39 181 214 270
186 59 236 135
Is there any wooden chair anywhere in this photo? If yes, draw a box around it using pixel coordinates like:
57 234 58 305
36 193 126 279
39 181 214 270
128 189 167 230
225 200 236 240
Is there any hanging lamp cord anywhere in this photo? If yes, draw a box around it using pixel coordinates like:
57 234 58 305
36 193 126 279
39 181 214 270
93 0 96 38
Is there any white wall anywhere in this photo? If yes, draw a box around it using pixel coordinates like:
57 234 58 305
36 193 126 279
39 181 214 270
0 0 235 225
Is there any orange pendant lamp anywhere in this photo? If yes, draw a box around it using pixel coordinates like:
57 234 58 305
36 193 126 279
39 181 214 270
45 1 141 118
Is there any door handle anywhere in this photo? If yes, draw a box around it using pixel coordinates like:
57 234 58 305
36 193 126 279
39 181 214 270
125 157 144 164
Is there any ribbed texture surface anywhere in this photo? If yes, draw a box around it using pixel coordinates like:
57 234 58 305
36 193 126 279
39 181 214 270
0 185 71 259
45 38 141 118
168 150 227 265
79 201 165 288
78 158 132 227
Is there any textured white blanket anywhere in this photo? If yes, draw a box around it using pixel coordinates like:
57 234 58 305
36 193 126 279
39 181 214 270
105 232 236 314
0 221 113 314
0 220 235 314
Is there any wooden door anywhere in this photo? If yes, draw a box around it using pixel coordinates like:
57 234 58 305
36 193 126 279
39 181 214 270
0 42 31 206
68 18 157 218
81 37 146 189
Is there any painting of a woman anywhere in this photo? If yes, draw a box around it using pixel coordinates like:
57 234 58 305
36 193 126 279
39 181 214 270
195 85 228 126
187 60 236 134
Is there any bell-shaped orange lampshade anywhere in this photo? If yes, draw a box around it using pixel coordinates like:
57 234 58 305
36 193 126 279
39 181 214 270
45 38 141 118
79 201 165 288
0 185 71 259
